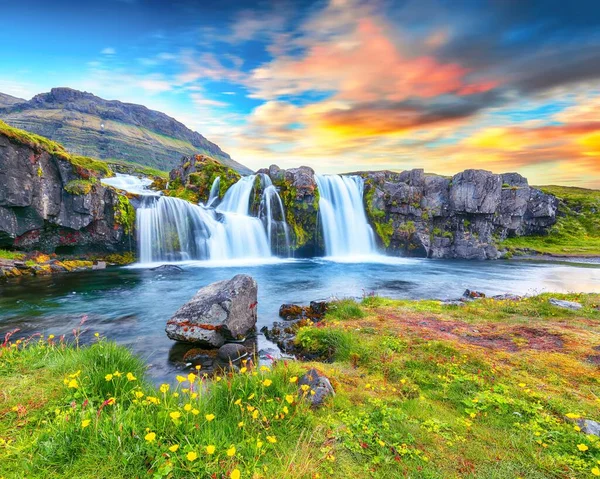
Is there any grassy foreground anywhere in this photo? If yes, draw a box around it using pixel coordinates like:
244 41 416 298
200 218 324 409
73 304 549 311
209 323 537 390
2 293 600 478
502 186 600 256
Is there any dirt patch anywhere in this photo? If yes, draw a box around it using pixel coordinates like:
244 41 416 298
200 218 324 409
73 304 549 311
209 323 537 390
357 310 565 353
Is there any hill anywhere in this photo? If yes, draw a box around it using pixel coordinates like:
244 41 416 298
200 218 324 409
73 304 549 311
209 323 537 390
0 87 251 174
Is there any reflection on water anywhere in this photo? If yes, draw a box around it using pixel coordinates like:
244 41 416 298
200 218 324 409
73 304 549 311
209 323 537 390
1 258 599 383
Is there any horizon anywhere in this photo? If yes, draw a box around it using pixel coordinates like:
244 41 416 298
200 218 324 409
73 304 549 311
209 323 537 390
1 0 599 188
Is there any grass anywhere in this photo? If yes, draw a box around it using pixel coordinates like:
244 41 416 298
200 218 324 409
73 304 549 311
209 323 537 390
106 158 169 179
2 294 600 478
502 185 600 256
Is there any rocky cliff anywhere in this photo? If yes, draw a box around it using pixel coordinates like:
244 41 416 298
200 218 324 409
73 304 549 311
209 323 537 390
362 169 557 259
0 87 251 174
0 121 134 254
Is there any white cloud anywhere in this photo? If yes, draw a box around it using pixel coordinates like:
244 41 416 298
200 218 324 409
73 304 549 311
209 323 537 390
101 47 116 55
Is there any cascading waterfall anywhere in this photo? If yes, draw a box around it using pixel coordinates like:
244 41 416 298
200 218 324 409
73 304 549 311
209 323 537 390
131 173 291 263
206 176 220 207
315 174 377 257
258 175 291 256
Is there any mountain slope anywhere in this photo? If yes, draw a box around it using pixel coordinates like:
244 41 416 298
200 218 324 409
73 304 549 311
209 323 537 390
0 93 25 107
0 88 251 174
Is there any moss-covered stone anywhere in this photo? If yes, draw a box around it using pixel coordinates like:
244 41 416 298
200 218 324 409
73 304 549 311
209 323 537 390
64 179 96 195
114 195 136 235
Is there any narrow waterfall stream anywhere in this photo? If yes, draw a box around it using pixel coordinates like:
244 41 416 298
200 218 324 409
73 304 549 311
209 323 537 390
315 174 377 257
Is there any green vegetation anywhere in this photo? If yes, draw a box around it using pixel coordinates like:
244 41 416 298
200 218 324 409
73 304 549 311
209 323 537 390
106 159 169 179
3 293 600 478
64 179 96 195
114 195 136 235
502 185 600 256
0 249 25 260
364 181 395 247
274 180 320 251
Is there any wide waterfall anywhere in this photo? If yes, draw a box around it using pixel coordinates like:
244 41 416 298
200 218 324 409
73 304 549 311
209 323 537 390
133 174 290 263
315 174 377 257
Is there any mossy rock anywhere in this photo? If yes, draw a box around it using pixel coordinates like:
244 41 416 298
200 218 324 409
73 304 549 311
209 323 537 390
64 179 96 195
114 195 136 235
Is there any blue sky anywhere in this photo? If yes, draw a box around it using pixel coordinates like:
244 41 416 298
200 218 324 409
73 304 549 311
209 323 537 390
1 0 600 186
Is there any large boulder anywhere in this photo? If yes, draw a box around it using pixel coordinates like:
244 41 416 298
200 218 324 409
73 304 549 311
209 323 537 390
165 274 258 347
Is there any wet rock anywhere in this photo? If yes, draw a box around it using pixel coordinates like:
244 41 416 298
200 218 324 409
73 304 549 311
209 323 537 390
92 261 106 270
463 289 486 299
151 264 184 273
309 301 328 317
298 368 335 408
217 343 248 361
279 304 305 320
166 274 258 347
278 301 329 321
549 299 583 310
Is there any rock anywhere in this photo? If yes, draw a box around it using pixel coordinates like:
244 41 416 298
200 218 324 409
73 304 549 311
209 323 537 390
463 289 486 299
151 264 184 273
441 300 466 307
278 301 328 321
298 368 335 408
309 301 328 317
492 293 522 301
279 304 306 320
92 261 106 270
577 419 600 437
549 299 583 310
165 274 258 347
217 343 248 361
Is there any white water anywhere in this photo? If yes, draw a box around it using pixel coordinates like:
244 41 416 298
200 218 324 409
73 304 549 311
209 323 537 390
315 174 377 257
206 176 220 207
259 175 291 257
101 174 154 195
128 174 291 263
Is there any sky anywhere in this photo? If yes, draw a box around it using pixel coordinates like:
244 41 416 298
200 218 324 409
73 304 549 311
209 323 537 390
1 0 599 187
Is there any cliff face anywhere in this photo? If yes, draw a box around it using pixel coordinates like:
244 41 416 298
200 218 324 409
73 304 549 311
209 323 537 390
0 127 134 254
0 87 251 174
362 169 558 259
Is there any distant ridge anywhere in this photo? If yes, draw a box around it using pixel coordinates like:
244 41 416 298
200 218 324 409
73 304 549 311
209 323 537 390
0 87 251 174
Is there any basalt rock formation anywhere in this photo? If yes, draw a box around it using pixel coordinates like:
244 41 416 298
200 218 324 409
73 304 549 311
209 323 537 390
0 87 251 174
362 169 558 259
0 122 134 254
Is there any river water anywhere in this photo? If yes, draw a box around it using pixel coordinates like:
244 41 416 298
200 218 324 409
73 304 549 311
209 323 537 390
1 256 598 382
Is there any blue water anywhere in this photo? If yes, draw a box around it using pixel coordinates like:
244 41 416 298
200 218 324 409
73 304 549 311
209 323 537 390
1 256 598 382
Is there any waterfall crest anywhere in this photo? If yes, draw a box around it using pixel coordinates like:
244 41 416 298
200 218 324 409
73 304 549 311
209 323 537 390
315 174 377 257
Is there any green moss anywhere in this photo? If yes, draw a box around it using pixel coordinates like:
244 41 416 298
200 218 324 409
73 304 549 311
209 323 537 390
0 249 25 260
64 179 96 195
374 219 394 247
114 195 136 235
69 155 114 178
105 159 168 179
364 181 394 247
501 185 600 256
398 220 416 235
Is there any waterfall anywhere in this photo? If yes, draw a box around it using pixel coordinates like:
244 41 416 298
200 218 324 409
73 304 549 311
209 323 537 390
133 174 291 263
315 174 377 257
101 174 153 195
258 175 291 256
206 176 220 207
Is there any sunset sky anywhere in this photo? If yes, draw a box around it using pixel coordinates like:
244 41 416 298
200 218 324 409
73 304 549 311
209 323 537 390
1 0 599 187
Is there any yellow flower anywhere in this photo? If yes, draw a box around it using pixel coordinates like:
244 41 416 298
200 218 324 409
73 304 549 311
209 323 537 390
260 366 270 372
170 411 182 420
146 396 160 405
262 379 273 387
69 370 81 378
145 432 156 442
67 379 78 389
48 334 55 340
240 367 247 374
184 404 192 412
133 391 143 399
248 393 255 400
257 440 263 448
176 375 186 383
378 440 385 447
227 445 236 456
247 406 255 412
126 372 136 381
285 395 294 404
518 383 526 388
267 436 277 443
113 371 122 377
186 451 198 462
94 332 100 338
283 406 289 414
159 383 170 394
592 467 600 476
252 410 259 420
191 393 198 399
172 392 179 398
195 365 201 371
187 373 196 384
300 384 309 392
107 398 115 405
215 376 222 382
235 399 242 406
192 409 200 415
289 376 298 383
105 374 113 381
81 419 91 429
577 444 589 452
169 444 179 452
566 413 580 419
231 470 241 479
238 421 244 428
205 413 215 422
